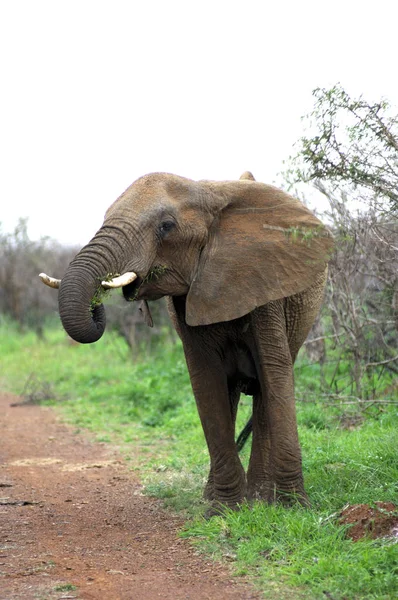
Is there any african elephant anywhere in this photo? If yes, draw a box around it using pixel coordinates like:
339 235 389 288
40 171 333 513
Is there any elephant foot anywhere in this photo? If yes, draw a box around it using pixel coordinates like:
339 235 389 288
202 464 246 512
247 480 310 507
276 487 310 508
204 500 242 520
203 502 246 521
203 484 246 509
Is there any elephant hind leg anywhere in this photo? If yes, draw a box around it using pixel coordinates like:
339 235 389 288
247 390 309 505
247 302 308 505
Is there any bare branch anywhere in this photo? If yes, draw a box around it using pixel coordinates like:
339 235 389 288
365 355 398 369
304 333 341 345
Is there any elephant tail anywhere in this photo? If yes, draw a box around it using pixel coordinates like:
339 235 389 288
236 415 253 452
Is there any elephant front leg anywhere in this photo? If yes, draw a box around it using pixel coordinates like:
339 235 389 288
203 384 241 502
186 356 246 514
247 304 308 505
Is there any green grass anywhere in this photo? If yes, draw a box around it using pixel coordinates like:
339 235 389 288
1 316 397 599
54 583 77 592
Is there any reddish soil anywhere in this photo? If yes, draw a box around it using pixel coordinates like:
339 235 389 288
339 502 398 542
0 392 260 600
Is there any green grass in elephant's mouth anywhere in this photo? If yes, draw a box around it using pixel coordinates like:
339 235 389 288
122 266 167 302
90 281 113 314
88 273 139 314
122 276 143 301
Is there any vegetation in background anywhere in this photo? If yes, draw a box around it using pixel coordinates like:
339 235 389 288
0 219 79 336
285 83 398 212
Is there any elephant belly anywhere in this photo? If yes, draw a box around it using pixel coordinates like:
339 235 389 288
225 343 259 396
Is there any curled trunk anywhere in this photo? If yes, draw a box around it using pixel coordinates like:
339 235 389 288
58 257 107 344
57 225 139 343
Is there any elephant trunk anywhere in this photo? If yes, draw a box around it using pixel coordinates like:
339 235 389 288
58 246 112 344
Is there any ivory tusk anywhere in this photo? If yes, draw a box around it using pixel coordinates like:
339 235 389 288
39 273 61 289
101 272 137 289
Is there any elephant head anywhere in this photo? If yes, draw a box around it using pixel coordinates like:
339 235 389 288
40 172 333 343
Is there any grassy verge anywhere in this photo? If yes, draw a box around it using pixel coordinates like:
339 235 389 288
1 318 397 599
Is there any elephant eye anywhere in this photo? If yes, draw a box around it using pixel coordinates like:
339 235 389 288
159 220 175 236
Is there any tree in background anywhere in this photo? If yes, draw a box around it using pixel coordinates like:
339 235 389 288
284 84 397 399
286 84 398 212
0 219 78 335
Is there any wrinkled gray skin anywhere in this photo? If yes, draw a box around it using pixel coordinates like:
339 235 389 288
57 172 333 514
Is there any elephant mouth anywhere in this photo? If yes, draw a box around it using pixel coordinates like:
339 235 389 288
122 265 168 302
122 276 143 301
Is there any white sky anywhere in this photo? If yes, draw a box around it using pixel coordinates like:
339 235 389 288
1 0 397 246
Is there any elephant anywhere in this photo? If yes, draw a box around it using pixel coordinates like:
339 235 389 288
40 171 333 514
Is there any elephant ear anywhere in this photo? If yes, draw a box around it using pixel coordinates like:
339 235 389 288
185 181 334 326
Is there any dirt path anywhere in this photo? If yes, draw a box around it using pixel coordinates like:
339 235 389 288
0 393 259 600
